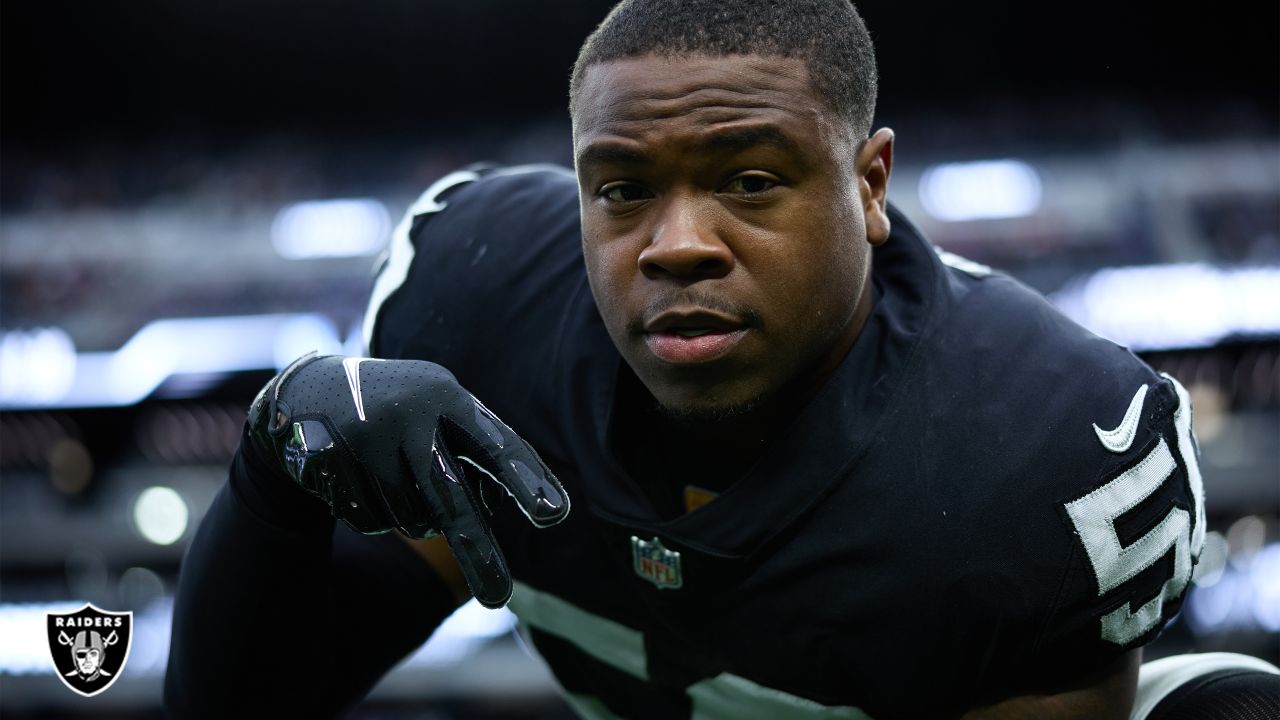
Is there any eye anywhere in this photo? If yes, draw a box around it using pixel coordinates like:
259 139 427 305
600 183 653 203
722 173 780 196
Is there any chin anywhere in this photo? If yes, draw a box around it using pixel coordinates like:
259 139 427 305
652 386 764 427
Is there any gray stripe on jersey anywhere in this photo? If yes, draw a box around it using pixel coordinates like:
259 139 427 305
689 673 874 719
509 582 878 719
509 581 649 681
565 691 629 720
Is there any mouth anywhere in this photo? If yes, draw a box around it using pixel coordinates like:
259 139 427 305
641 308 750 365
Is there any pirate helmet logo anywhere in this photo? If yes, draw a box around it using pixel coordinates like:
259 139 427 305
46 603 132 697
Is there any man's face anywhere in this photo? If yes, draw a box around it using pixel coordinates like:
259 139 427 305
76 647 101 675
573 54 891 419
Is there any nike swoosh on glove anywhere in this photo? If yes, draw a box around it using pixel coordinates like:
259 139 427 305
247 353 570 608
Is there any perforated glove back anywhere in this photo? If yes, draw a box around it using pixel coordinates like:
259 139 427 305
248 353 570 608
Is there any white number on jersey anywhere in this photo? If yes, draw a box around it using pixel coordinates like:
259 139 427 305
1064 375 1205 645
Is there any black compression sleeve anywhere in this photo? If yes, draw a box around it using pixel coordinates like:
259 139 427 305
164 428 459 718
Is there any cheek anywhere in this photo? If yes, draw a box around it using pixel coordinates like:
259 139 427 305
815 228 869 314
814 185 867 282
771 200 863 290
761 200 867 334
581 225 633 326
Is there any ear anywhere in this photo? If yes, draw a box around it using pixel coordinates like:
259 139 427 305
857 127 894 246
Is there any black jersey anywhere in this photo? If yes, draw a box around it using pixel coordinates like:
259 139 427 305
367 165 1205 719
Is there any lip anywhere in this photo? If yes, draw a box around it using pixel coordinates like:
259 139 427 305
643 308 745 334
644 329 748 364
641 308 749 365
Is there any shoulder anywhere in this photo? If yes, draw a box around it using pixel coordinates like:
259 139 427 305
924 237 1164 440
877 207 1167 457
876 219 1205 675
364 164 584 368
910 235 1205 563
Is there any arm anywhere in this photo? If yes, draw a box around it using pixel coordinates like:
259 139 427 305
961 649 1141 720
164 429 462 718
965 373 1203 720
166 353 569 716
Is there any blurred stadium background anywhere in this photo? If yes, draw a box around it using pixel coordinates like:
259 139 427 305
1 1 1277 717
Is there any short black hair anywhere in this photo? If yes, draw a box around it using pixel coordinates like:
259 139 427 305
570 0 878 138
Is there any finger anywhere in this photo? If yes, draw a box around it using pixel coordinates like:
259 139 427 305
443 397 570 528
285 419 398 534
410 428 513 609
333 469 401 535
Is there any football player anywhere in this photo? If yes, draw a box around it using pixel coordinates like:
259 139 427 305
166 1 1276 718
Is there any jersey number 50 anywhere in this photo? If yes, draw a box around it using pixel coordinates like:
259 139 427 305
1064 375 1206 646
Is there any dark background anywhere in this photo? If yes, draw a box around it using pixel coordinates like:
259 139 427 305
4 0 1277 146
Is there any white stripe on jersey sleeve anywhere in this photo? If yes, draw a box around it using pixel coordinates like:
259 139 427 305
360 163 578 355
1165 373 1206 555
936 248 993 277
361 169 481 354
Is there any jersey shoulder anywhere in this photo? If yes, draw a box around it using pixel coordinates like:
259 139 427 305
893 244 1205 678
364 164 583 375
927 245 1176 456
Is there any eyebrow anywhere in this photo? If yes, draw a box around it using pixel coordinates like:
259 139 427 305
576 125 804 170
698 126 804 157
576 143 649 169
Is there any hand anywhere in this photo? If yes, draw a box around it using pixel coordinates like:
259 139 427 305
247 353 570 608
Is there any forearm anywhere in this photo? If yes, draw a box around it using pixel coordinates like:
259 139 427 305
163 450 328 715
165 430 456 717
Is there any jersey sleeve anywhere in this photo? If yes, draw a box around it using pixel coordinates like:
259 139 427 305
165 431 456 717
362 164 583 381
926 262 1208 700
1034 371 1206 670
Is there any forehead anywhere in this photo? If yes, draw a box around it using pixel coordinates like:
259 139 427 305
573 54 836 156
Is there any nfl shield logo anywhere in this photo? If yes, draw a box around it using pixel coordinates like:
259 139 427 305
631 535 683 590
46 603 132 697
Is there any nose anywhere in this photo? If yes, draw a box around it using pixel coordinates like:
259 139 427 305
638 198 733 280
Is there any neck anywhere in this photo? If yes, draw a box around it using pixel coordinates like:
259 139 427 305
658 268 878 451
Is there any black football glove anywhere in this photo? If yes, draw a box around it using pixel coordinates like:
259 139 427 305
247 352 570 608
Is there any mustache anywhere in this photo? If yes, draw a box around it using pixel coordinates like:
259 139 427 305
627 289 762 334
